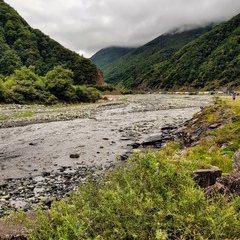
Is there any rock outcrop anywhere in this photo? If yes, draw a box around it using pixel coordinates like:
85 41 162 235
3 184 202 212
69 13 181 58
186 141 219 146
193 166 222 188
232 149 240 174
204 149 240 198
95 69 106 86
173 104 233 148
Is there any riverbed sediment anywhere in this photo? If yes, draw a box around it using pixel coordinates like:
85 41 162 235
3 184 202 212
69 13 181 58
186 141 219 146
0 94 212 217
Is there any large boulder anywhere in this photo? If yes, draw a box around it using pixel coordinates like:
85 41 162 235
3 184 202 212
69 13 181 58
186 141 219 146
193 166 222 188
232 149 240 174
204 149 240 198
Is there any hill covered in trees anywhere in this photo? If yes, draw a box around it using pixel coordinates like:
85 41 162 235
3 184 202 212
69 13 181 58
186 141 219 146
142 13 240 91
0 0 108 104
94 13 240 91
0 0 98 85
91 46 135 69
92 26 213 88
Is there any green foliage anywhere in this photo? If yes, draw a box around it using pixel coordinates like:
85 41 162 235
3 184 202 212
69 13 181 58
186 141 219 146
116 82 133 94
45 65 75 102
0 1 98 85
94 26 213 88
0 49 22 75
184 140 233 173
12 110 34 118
0 64 102 104
0 77 4 101
75 85 102 103
177 98 240 173
2 66 50 104
144 13 240 90
28 152 240 239
88 83 116 92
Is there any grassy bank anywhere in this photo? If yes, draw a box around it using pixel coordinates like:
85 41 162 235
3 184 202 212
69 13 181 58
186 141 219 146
8 96 240 239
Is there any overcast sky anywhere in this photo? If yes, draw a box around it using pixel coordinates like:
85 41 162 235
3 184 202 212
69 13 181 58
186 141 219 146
4 0 240 58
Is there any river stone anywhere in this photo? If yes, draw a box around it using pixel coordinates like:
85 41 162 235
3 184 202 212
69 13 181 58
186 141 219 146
10 199 30 211
204 173 240 198
70 154 80 158
142 133 163 143
208 123 221 129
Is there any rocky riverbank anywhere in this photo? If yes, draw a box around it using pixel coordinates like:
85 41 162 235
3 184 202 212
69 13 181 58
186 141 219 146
0 94 212 221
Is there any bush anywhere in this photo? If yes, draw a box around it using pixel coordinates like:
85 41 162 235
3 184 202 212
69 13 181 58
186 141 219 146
0 78 4 102
28 152 240 239
44 65 76 102
86 87 102 102
75 85 102 103
1 66 52 104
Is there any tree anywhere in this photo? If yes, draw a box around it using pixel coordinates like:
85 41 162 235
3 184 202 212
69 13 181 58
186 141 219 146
0 49 22 75
3 65 48 103
44 65 76 101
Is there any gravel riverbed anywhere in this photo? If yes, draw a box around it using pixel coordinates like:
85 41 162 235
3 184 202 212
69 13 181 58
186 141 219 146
0 94 212 217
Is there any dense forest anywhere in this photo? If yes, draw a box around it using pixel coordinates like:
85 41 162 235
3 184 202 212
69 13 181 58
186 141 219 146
91 46 135 69
0 0 107 104
91 26 214 88
142 13 240 91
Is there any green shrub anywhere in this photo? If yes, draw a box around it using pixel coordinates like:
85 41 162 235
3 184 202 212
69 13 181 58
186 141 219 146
1 66 53 104
85 87 102 102
0 78 4 101
28 152 240 239
75 85 102 103
44 65 76 102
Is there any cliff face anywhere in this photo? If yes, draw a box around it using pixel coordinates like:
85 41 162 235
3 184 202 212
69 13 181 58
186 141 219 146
95 69 107 85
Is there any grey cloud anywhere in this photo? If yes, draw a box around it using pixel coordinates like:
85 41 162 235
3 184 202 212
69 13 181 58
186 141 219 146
5 0 240 57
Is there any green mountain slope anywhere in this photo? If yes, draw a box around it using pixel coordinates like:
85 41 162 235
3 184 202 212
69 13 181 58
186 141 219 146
99 26 213 88
0 0 98 85
90 46 135 69
143 13 240 91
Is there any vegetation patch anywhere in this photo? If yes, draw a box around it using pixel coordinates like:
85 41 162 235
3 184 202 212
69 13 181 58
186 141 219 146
23 151 240 239
6 96 240 239
12 110 34 119
0 66 104 105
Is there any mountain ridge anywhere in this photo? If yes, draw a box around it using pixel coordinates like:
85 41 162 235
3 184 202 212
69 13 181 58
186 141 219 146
143 12 240 91
91 46 135 69
92 25 214 88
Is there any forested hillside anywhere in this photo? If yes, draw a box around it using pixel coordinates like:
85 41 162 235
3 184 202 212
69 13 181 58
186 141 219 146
97 26 213 88
0 0 98 85
91 46 135 69
142 13 240 91
0 0 107 104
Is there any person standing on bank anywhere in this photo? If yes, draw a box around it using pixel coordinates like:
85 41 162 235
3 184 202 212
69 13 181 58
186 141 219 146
232 91 237 103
